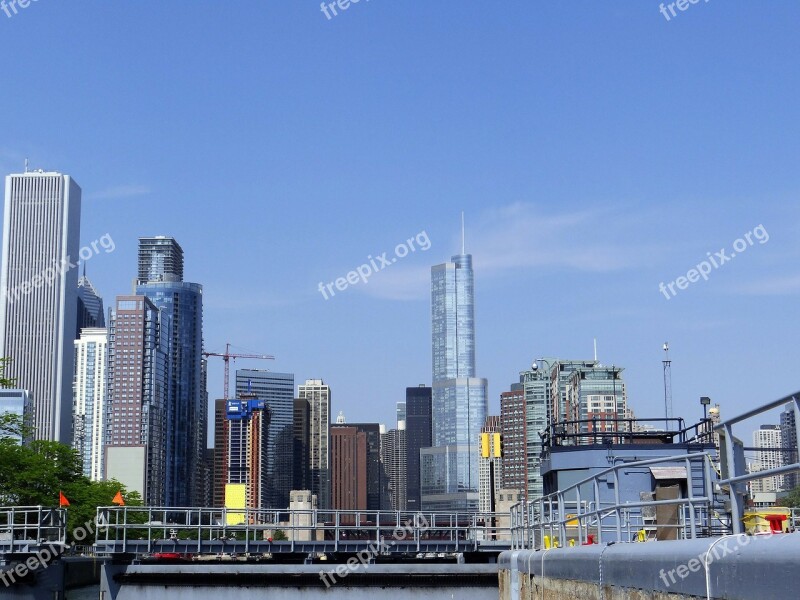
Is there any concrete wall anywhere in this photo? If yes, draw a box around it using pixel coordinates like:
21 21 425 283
500 534 800 600
101 563 500 600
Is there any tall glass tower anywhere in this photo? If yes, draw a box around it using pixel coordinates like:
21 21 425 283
423 241 488 512
235 369 295 509
135 236 204 507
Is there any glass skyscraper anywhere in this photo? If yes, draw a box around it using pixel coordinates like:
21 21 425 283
422 251 488 511
135 236 205 507
235 369 295 508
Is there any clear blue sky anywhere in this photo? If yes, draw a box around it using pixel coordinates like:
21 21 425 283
1 1 798 439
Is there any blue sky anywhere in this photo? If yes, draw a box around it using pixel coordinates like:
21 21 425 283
1 1 798 440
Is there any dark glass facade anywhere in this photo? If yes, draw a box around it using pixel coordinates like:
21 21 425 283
405 386 432 511
235 370 295 508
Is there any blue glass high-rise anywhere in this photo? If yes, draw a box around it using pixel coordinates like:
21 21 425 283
423 251 488 511
135 236 204 507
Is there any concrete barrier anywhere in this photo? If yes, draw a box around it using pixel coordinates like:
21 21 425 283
499 533 800 599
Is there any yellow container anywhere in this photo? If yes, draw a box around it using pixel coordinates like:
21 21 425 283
742 508 790 534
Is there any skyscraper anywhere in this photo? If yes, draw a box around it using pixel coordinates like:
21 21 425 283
423 244 487 511
212 398 227 507
135 236 204 507
381 423 407 511
293 398 311 492
750 425 784 493
519 359 628 500
137 236 184 284
0 171 81 442
405 385 432 511
224 390 271 509
73 327 108 480
235 369 295 508
76 272 105 336
780 404 798 491
298 379 331 510
330 425 368 511
500 384 526 499
478 416 502 513
349 422 382 511
105 295 171 505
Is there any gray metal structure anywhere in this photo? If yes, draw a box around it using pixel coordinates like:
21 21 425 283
93 506 512 555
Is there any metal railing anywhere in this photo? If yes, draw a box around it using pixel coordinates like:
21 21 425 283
0 506 68 553
715 391 800 534
510 452 721 550
94 507 514 555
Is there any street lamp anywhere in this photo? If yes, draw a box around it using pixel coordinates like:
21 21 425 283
700 396 711 442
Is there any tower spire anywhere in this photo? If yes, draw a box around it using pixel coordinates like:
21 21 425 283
461 211 465 255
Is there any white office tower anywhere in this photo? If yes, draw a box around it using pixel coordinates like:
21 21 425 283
297 379 331 510
0 171 81 442
73 327 108 480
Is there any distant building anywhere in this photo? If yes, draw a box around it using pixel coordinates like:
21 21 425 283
235 370 295 508
405 385 432 511
396 402 406 426
298 379 331 510
478 416 502 513
0 171 81 443
73 327 108 480
750 425 784 493
0 389 32 444
519 358 629 500
105 295 171 505
76 272 105 336
293 398 311 493
330 425 368 511
381 423 407 511
349 422 382 511
137 236 184 284
135 236 204 507
225 392 271 510
780 404 798 490
500 385 526 499
212 399 227 507
424 248 487 511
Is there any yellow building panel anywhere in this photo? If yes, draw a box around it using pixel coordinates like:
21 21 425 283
225 483 247 525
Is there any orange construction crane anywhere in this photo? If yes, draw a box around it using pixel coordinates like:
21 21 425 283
202 343 275 401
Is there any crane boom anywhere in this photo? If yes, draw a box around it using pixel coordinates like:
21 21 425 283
202 342 275 401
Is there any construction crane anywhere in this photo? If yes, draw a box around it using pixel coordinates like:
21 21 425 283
202 343 275 402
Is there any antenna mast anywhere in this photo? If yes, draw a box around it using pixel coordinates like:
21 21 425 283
461 211 465 255
662 342 672 421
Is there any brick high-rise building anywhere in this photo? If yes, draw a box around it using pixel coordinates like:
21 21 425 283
500 384 526 499
330 425 368 511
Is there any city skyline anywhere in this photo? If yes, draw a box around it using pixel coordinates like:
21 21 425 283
0 3 797 441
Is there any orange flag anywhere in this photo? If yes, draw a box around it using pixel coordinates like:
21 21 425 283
112 491 125 506
59 491 70 507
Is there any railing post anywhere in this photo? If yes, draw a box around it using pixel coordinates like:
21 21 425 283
723 423 742 534
686 457 697 539
613 469 622 542
593 477 602 544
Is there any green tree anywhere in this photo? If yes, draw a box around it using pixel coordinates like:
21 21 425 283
778 486 800 508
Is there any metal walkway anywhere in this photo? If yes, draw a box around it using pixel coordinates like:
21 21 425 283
94 507 513 555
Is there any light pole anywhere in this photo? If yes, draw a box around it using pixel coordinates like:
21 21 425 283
700 396 711 442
